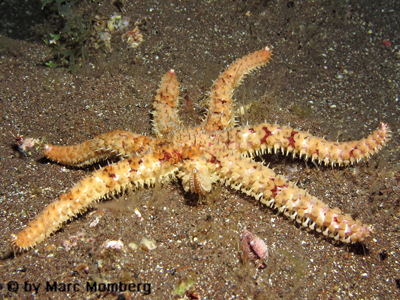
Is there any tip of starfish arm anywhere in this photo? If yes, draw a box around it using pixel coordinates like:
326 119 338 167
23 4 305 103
169 69 175 74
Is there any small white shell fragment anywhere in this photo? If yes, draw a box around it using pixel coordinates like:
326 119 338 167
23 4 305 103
134 208 144 221
89 216 100 228
128 242 138 251
101 240 124 250
140 237 157 251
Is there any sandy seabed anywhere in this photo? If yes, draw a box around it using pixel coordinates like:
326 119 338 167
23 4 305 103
0 0 399 299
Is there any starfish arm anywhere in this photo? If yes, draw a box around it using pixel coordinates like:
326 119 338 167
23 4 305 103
203 46 272 132
11 159 133 250
229 122 390 166
152 69 182 137
11 150 179 251
217 153 374 243
43 131 153 166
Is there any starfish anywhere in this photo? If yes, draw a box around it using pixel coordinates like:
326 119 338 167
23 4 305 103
11 46 390 252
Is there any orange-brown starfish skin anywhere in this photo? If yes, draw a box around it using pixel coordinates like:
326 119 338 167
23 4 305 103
43 131 154 166
203 47 272 132
11 46 390 251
